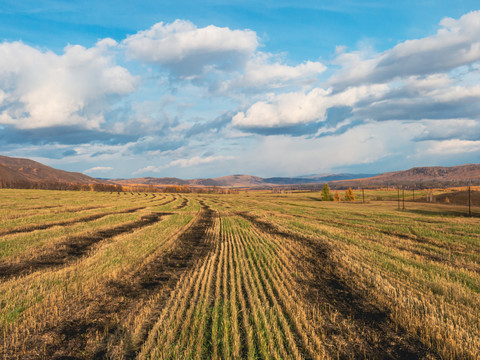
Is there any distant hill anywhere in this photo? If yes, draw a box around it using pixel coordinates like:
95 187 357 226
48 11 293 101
264 174 377 185
331 164 480 188
115 174 266 187
0 155 107 186
1 154 479 190
115 173 376 188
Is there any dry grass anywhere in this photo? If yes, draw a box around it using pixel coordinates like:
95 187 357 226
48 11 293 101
1 189 479 359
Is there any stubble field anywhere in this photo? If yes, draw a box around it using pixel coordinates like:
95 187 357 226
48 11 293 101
0 189 479 359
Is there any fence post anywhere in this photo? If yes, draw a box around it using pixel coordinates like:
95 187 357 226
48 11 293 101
403 188 405 210
362 188 365 203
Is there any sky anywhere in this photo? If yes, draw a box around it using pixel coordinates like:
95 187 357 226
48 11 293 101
1 1 480 179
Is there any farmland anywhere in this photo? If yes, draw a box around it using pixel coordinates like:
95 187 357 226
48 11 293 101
0 189 479 359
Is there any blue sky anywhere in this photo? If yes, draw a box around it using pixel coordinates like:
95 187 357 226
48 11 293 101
1 1 480 178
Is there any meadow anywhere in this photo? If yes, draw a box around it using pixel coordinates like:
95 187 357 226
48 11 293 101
0 188 479 359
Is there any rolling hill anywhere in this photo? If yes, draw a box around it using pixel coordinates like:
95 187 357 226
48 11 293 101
0 155 107 185
1 154 479 189
114 173 375 188
331 164 480 188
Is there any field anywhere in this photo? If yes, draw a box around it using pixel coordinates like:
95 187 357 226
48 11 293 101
0 189 479 359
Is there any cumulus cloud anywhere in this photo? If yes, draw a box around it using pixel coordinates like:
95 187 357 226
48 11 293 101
229 11 480 137
3 13 480 177
415 119 480 141
123 20 258 78
424 139 480 155
330 10 480 89
353 77 480 123
84 166 114 174
219 53 326 92
0 40 136 130
232 84 387 129
122 20 326 93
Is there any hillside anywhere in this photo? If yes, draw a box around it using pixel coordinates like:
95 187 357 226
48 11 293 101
332 164 480 188
0 155 107 185
2 155 479 189
114 174 374 188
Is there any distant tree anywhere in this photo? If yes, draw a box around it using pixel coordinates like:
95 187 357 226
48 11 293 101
345 187 355 201
321 184 333 201
334 191 341 201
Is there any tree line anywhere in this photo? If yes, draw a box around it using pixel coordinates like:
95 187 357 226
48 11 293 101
0 180 240 194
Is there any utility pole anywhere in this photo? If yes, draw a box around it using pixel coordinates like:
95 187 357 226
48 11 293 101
402 188 405 210
469 185 472 217
362 188 365 203
397 186 400 210
412 188 415 202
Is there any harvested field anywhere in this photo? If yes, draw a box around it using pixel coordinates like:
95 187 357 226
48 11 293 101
1 189 479 359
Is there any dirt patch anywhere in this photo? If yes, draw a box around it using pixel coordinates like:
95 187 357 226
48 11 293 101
0 211 167 280
236 212 438 360
0 206 146 237
29 203 215 359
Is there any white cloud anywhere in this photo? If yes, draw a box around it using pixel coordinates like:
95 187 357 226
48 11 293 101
424 139 480 155
233 121 420 177
416 119 480 141
0 40 136 130
123 20 258 78
219 53 326 92
170 155 234 168
330 10 480 88
232 84 387 128
122 20 325 93
84 166 114 174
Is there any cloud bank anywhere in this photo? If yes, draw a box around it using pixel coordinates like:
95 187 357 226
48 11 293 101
0 39 136 130
2 11 480 177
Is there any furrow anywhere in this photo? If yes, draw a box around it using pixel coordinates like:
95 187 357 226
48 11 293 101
0 211 165 280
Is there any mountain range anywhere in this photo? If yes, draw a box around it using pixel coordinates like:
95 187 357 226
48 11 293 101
0 155 479 189
113 173 377 188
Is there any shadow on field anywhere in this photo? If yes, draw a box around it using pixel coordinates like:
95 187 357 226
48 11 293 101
404 208 478 218
38 202 216 360
0 206 146 237
0 211 168 280
236 212 439 360
174 196 189 209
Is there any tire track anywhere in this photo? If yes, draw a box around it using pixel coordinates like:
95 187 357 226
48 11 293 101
0 206 146 236
155 196 178 207
174 196 189 209
30 202 215 359
0 211 169 280
236 212 439 360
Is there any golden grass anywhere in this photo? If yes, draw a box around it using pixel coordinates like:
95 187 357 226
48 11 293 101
1 189 479 359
